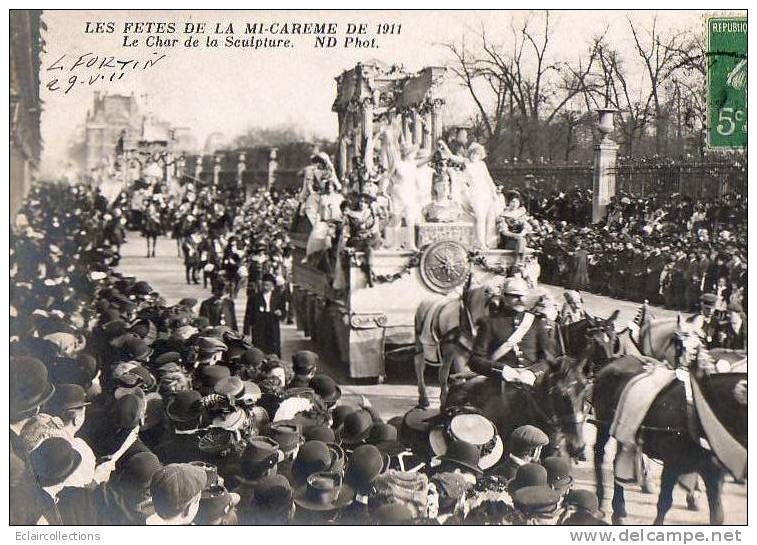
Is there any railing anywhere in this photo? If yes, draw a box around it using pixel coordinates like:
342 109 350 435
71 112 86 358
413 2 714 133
488 159 747 201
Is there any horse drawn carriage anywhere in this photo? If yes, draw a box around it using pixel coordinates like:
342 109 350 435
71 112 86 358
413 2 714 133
289 61 534 380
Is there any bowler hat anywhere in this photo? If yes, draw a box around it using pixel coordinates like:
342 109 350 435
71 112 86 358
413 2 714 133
331 405 356 431
367 422 403 455
165 390 203 423
543 456 574 490
513 485 561 515
437 439 483 475
115 451 162 492
294 471 354 511
292 440 332 486
700 293 718 305
293 350 319 375
309 374 341 404
45 383 89 415
345 444 387 492
11 356 55 418
30 437 82 487
252 474 293 510
565 488 600 514
304 425 336 444
198 364 231 388
510 463 548 493
196 485 241 524
338 410 373 446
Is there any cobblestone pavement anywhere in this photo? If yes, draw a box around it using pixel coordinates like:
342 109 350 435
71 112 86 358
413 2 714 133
118 233 747 525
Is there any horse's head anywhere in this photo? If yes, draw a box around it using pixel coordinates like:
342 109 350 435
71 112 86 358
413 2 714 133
571 311 621 378
545 356 591 461
462 276 501 326
673 314 712 374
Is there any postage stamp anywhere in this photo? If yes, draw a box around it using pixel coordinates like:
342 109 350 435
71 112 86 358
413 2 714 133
708 16 747 149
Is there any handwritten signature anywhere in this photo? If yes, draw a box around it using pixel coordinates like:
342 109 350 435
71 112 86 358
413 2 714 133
45 52 167 95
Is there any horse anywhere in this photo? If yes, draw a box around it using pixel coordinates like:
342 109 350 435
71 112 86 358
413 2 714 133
559 311 622 378
413 277 498 408
592 315 747 525
444 354 591 461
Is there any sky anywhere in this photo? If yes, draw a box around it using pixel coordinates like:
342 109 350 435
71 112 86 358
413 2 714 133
38 9 717 174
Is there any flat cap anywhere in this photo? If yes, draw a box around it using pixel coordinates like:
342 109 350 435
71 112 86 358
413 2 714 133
150 463 208 519
510 425 549 449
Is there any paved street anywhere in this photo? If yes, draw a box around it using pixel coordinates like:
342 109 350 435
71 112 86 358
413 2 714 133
118 233 747 525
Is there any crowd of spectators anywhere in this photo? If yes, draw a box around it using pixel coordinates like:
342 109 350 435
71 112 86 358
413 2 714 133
522 187 747 316
11 181 608 526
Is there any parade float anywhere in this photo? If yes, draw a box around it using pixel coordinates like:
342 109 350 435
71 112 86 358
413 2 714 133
290 61 533 380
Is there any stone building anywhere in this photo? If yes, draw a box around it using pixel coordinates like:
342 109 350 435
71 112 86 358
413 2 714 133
84 92 143 172
10 9 44 218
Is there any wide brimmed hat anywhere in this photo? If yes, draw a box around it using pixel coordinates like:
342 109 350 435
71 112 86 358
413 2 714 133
429 413 503 470
294 471 354 512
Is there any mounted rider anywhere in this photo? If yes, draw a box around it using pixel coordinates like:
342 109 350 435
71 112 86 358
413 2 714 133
468 276 556 387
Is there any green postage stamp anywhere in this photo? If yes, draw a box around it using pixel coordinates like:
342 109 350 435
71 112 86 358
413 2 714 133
708 16 747 149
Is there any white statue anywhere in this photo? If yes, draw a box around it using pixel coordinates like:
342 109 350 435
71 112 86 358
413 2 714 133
438 141 502 248
377 126 433 250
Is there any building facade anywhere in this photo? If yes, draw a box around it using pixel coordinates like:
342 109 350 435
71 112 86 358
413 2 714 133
10 9 44 218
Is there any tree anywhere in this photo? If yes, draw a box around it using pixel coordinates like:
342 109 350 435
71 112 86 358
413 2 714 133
231 123 313 148
444 11 600 161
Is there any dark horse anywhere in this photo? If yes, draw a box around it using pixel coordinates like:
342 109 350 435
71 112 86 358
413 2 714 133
592 318 747 524
445 355 591 460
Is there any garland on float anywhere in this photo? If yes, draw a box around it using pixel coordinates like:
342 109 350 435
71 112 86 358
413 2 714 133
467 250 509 275
372 251 422 284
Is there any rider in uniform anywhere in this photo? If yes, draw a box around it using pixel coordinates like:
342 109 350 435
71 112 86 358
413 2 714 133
468 276 556 386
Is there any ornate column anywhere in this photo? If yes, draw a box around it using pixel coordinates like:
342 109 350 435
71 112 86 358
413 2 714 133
431 99 445 145
412 108 422 146
422 109 433 150
592 108 619 223
361 97 374 171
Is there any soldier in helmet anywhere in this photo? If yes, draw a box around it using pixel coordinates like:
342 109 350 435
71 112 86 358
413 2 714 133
468 276 556 387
